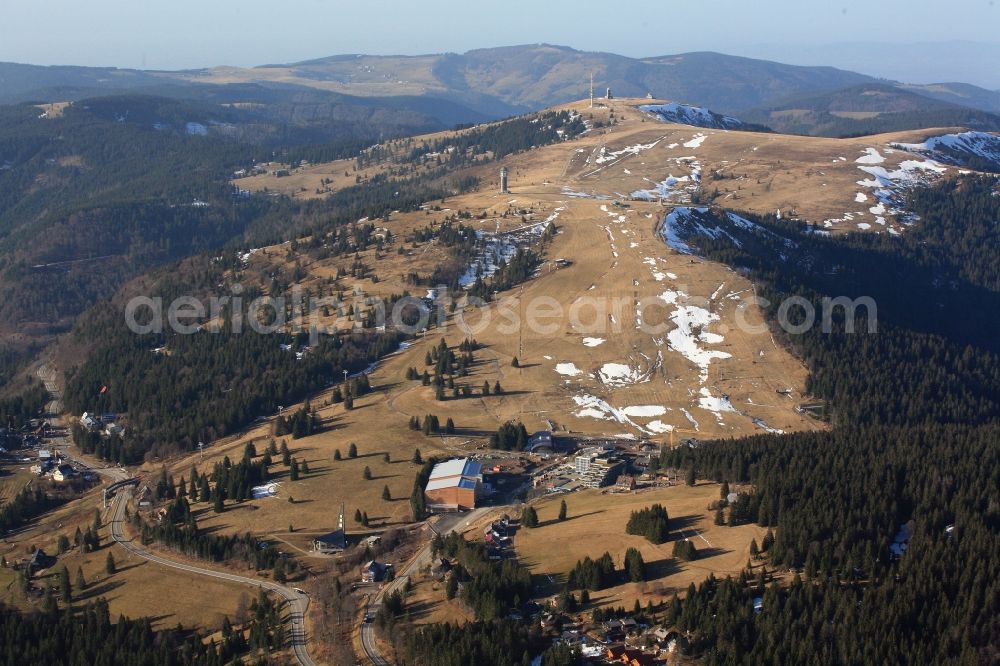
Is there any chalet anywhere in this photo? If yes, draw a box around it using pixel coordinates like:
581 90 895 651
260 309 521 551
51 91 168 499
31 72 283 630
616 475 637 491
26 548 55 574
623 650 656 666
80 413 101 432
52 464 76 482
361 560 392 583
432 558 453 576
606 644 628 661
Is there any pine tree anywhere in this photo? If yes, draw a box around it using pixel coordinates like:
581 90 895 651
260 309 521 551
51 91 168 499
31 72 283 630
354 508 363 524
511 356 519 368
382 485 391 501
59 566 72 603
75 566 86 591
558 500 568 521
686 467 697 487
105 552 116 576
625 547 645 582
214 493 225 513
521 505 539 528
349 443 358 458
413 448 423 464
334 448 342 460
363 466 372 480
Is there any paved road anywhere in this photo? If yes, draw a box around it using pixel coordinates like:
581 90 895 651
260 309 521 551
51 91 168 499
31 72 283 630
360 507 493 665
38 363 320 665
109 488 318 666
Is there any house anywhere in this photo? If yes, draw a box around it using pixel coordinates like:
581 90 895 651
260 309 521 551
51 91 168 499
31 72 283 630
623 650 656 666
80 413 101 431
26 548 55 574
616 475 637 491
606 644 628 661
52 464 76 482
361 560 392 583
424 458 483 512
37 449 53 461
432 558 452 576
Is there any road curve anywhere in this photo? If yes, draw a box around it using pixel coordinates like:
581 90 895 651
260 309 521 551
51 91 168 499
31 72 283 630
39 363 319 664
109 485 319 665
360 508 493 665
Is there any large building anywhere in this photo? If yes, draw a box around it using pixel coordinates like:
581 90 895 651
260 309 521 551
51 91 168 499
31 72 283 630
574 448 625 488
424 458 483 512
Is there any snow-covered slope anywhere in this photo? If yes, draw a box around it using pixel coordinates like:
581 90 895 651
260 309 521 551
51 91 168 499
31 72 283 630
660 208 797 256
640 102 744 130
893 131 1000 171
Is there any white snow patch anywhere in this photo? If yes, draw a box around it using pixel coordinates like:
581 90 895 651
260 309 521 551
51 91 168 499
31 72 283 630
683 134 708 149
646 420 674 433
598 363 647 387
252 482 281 499
555 362 582 377
855 148 885 164
623 405 668 418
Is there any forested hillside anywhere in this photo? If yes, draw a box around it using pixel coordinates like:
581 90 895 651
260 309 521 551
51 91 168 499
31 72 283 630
652 177 1000 663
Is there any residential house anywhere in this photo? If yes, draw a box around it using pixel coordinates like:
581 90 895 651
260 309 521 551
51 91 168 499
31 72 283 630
361 560 392 583
52 464 75 482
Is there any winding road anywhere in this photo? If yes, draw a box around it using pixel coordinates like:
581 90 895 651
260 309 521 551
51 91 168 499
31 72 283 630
37 363 319 666
108 488 318 665
360 508 492 665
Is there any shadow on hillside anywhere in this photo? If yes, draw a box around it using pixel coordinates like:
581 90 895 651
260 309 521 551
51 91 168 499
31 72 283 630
537 509 606 528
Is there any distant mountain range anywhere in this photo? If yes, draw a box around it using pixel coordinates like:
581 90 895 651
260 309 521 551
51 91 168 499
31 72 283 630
2 44 1000 137
741 83 1000 137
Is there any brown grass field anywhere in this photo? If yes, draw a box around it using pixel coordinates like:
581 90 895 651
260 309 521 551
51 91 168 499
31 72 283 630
514 483 766 608
0 486 244 630
155 98 841 552
33 96 981 635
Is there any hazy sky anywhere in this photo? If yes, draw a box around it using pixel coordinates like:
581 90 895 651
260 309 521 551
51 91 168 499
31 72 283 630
2 0 998 85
